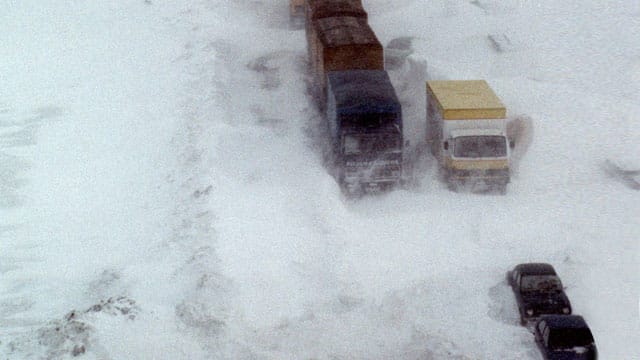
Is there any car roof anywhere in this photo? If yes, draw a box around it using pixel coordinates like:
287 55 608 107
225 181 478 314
540 315 589 330
515 263 557 276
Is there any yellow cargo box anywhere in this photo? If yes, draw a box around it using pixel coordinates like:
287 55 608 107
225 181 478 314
427 80 506 120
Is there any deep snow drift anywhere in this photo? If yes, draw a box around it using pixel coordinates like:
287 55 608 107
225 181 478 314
1 0 638 359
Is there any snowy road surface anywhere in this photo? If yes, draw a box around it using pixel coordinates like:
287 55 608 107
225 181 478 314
1 0 638 359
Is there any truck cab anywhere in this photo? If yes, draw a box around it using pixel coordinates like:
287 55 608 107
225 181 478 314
340 123 403 193
327 70 403 195
443 127 510 192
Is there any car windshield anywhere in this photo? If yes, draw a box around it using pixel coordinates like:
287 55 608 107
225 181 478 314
520 275 562 293
549 329 594 349
453 135 506 158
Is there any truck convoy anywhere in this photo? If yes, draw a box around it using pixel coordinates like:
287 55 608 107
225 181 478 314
290 1 512 195
303 0 403 194
426 80 511 192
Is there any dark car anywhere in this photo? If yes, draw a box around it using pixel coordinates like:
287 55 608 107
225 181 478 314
534 315 597 359
507 263 572 324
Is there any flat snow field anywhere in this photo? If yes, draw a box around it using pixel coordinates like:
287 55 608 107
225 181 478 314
1 0 638 359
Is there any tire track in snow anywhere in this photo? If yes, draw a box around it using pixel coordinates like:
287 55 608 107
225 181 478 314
0 107 62 208
154 4 326 357
0 106 67 356
185 5 377 357
163 12 248 357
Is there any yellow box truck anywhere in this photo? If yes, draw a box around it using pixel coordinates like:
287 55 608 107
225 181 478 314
426 80 510 193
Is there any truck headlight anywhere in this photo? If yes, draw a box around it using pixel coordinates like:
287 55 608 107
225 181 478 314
526 309 534 316
562 307 570 314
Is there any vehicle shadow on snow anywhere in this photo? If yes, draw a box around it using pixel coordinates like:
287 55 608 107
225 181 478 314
507 114 534 179
487 280 543 359
487 279 521 327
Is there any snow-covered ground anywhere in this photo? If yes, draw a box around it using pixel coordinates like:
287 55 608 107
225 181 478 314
1 0 638 359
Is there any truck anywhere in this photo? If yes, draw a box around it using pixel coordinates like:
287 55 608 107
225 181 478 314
327 70 403 194
308 16 383 107
426 80 510 193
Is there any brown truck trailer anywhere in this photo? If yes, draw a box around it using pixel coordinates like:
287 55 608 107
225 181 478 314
305 0 366 22
309 16 383 105
304 0 368 60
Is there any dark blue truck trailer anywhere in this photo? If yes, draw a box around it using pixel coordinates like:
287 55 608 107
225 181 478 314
326 70 403 194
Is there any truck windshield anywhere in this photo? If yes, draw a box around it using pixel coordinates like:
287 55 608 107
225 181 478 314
343 133 401 155
453 136 506 158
